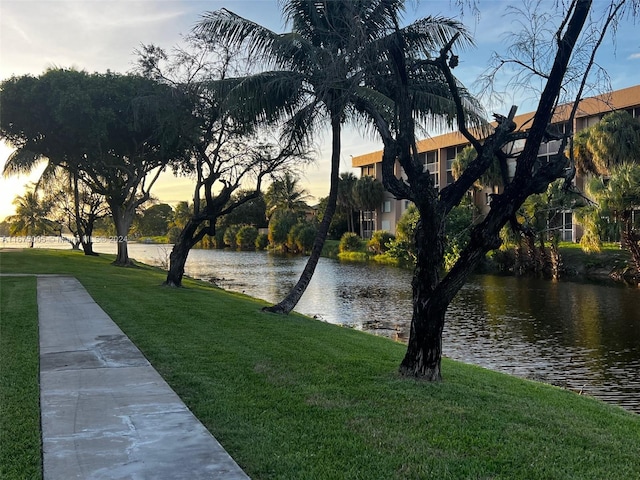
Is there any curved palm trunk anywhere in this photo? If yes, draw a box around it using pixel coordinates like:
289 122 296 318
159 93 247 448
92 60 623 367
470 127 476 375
264 115 341 314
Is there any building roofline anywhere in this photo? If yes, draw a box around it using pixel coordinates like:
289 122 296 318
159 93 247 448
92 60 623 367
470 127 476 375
352 84 640 167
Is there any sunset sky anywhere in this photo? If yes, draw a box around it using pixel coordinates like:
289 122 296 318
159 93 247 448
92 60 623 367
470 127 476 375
1 0 638 220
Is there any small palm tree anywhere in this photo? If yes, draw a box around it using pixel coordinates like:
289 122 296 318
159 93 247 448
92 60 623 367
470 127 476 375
337 172 358 233
574 111 640 176
587 163 640 273
265 172 311 219
353 175 385 238
7 189 56 247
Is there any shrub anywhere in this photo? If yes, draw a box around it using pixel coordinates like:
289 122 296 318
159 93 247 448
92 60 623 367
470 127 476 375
287 222 307 252
268 210 299 248
295 224 318 253
223 224 241 249
368 230 395 255
339 232 364 253
236 225 259 251
383 238 416 265
255 233 269 250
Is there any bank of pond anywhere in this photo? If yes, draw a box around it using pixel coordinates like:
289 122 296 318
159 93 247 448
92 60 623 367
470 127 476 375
2 248 639 480
3 240 639 414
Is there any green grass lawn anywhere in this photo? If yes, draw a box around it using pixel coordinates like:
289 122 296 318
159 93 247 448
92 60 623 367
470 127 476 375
0 275 41 480
1 249 639 479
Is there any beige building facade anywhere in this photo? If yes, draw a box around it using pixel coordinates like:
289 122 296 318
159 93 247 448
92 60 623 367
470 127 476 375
351 85 640 240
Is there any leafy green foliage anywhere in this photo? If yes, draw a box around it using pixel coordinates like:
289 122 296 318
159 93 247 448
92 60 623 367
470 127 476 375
443 197 475 271
220 192 268 229
339 232 364 253
268 210 299 248
255 233 269 251
452 145 503 188
6 189 57 242
223 224 242 249
294 224 318 254
236 225 259 251
573 111 640 176
353 176 385 211
137 203 174 236
367 230 395 255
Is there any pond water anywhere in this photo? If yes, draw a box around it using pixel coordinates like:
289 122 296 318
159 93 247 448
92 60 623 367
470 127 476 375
14 239 640 413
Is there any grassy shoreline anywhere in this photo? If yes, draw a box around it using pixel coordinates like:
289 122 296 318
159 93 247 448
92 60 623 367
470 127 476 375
1 249 639 479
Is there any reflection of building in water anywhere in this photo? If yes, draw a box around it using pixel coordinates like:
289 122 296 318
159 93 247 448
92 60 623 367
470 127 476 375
352 84 640 241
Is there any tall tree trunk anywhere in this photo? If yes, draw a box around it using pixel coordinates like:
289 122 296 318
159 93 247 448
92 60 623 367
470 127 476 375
72 176 98 256
400 0 590 382
81 216 97 256
549 235 561 280
399 217 445 380
165 219 203 287
264 114 341 314
621 213 640 274
110 205 135 266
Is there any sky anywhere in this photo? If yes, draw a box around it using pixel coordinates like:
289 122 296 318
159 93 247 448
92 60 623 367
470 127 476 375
1 0 639 221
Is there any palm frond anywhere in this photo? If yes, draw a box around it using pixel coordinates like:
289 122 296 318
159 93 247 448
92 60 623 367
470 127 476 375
222 71 309 126
2 149 46 177
195 9 279 58
403 16 474 54
279 100 323 149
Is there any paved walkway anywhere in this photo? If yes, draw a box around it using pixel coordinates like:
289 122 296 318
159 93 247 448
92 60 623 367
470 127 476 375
36 275 250 479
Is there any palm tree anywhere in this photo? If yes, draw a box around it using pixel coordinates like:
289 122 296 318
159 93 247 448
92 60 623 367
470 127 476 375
3 151 105 255
337 172 358 233
574 110 640 176
195 0 408 313
6 189 56 247
353 175 385 238
265 172 311 219
587 163 640 273
197 1 470 314
573 110 640 274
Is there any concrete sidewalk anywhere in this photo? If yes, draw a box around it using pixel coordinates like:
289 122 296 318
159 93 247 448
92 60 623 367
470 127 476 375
37 275 250 479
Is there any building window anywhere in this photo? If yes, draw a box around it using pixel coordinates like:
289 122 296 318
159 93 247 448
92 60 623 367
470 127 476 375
445 146 463 188
382 200 392 213
423 150 439 190
549 209 573 242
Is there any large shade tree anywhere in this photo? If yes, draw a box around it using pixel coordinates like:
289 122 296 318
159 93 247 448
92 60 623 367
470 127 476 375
197 0 476 314
0 69 192 265
135 39 304 287
356 0 635 380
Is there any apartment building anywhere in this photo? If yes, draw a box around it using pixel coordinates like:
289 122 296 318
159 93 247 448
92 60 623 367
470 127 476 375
351 84 640 240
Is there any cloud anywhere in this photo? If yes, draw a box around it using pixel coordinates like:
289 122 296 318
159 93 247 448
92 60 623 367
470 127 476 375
629 53 640 60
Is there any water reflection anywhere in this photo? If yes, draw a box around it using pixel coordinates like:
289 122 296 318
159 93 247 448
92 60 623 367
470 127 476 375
13 241 640 413
184 249 640 413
